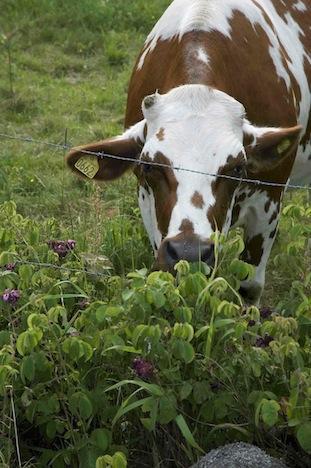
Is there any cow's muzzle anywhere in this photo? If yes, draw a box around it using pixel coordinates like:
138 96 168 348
155 234 215 271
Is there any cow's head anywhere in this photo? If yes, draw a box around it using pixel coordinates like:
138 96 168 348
67 85 301 271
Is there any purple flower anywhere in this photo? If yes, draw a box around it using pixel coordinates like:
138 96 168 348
67 240 76 250
48 239 76 259
132 357 154 380
260 307 273 319
255 334 274 348
210 381 222 393
1 289 21 305
4 263 16 271
248 320 256 327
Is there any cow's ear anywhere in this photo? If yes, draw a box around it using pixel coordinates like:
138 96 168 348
66 121 146 181
245 125 302 174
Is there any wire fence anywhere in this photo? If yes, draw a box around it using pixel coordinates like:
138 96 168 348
0 131 310 191
0 130 310 278
13 260 113 278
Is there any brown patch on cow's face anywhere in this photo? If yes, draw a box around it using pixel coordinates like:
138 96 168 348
156 127 165 141
243 234 264 266
191 191 204 209
179 219 194 234
207 152 246 231
135 150 178 237
243 132 255 147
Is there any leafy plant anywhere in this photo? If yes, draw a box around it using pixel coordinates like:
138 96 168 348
0 201 310 467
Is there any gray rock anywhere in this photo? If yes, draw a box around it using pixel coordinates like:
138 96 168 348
191 442 287 468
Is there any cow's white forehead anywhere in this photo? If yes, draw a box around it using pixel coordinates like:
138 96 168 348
141 85 246 240
143 85 245 131
142 85 245 164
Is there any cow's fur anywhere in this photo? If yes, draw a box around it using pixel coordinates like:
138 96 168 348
67 0 310 304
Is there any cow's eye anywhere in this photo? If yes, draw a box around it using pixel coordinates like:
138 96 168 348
233 164 245 177
142 162 153 174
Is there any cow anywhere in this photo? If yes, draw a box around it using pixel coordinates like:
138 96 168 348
67 0 311 304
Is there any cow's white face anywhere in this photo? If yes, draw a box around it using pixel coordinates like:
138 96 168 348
67 84 301 271
136 85 247 267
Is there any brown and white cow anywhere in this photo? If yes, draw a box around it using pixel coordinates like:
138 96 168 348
67 0 310 304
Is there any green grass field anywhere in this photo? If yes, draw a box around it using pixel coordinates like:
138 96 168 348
0 0 172 274
0 1 310 467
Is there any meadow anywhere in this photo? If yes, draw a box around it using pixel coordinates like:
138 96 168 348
0 1 310 467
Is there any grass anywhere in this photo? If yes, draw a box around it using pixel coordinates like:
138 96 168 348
0 0 310 297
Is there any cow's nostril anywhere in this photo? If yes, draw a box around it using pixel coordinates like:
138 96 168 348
201 244 215 266
166 241 179 261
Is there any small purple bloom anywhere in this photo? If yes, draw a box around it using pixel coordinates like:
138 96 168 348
1 289 21 305
260 307 273 319
133 357 154 380
248 320 256 327
4 263 16 271
67 240 76 250
48 239 76 259
255 334 274 348
210 381 222 393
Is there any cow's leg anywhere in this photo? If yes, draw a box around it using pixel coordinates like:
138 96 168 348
236 191 281 305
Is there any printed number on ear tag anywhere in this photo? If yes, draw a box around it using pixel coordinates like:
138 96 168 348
75 156 99 179
277 139 291 155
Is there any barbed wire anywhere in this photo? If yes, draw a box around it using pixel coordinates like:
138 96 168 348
12 259 113 278
0 132 310 191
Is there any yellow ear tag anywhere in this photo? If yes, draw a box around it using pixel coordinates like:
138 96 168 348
277 138 291 155
75 156 99 179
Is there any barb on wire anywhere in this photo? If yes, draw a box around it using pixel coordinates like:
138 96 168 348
0 132 310 191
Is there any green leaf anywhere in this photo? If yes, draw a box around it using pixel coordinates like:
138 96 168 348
91 429 110 451
96 305 124 322
28 226 40 245
158 395 177 424
62 338 93 362
16 329 43 356
229 259 254 280
79 447 101 468
96 457 107 468
0 251 17 266
172 339 195 364
0 331 10 347
193 381 210 404
46 421 57 439
20 356 35 383
112 452 127 468
112 396 153 426
261 399 280 427
297 423 311 453
70 392 93 419
105 380 163 397
174 307 193 323
141 396 158 431
151 290 166 309
19 264 34 287
175 414 204 453
214 397 229 420
180 382 193 401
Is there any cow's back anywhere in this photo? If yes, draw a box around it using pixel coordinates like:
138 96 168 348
125 0 310 168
